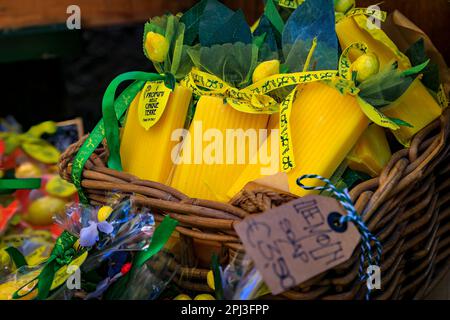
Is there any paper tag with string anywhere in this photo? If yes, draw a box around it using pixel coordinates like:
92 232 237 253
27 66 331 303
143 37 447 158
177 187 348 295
234 194 360 295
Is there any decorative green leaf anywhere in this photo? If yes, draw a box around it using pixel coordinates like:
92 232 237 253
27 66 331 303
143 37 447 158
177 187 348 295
405 38 440 91
203 9 252 46
199 0 234 46
389 117 414 128
180 0 208 45
264 0 285 35
401 59 429 77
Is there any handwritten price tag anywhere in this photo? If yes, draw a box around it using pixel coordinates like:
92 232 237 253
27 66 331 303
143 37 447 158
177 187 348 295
234 195 360 295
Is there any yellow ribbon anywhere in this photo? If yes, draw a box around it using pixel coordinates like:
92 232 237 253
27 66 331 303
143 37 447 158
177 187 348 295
182 41 403 174
336 7 387 23
277 0 305 9
0 121 61 164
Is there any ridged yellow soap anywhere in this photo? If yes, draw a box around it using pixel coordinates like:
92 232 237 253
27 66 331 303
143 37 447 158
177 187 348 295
347 125 391 177
120 85 192 184
381 78 443 146
336 15 443 146
228 82 369 197
170 96 269 201
335 16 409 69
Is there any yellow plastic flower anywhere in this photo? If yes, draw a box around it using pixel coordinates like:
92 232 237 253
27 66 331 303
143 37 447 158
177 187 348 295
252 60 280 84
97 205 113 222
174 294 192 300
145 32 170 63
351 52 380 82
334 0 355 13
207 270 215 290
194 294 216 300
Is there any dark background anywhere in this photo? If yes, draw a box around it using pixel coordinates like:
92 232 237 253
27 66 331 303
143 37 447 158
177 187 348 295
0 0 448 132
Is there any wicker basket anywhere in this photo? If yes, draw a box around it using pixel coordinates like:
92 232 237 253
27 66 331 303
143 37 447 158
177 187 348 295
58 108 450 299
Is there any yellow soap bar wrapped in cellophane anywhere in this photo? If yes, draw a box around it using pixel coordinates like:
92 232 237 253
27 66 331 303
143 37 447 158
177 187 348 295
170 96 269 201
228 82 370 198
335 12 444 146
381 78 443 146
347 124 391 177
120 85 192 184
336 15 410 70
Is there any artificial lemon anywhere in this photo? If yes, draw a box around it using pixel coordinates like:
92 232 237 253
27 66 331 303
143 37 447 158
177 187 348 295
334 0 355 13
252 60 280 84
21 142 60 164
351 52 380 83
145 32 170 63
194 294 216 300
174 294 192 300
15 162 42 178
0 270 40 300
207 270 215 290
45 175 77 198
24 196 66 226
97 205 113 222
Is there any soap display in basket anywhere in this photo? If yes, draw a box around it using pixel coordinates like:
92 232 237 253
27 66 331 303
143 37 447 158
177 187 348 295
2 0 448 302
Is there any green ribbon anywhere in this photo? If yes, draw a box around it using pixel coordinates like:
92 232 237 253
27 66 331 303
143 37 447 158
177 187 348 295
71 72 175 203
13 231 82 300
104 216 178 299
0 178 41 191
134 215 178 268
211 253 224 300
5 247 28 268
102 72 175 171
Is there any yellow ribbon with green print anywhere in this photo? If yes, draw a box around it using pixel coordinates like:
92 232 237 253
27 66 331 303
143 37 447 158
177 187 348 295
182 41 405 173
336 7 387 23
0 121 60 164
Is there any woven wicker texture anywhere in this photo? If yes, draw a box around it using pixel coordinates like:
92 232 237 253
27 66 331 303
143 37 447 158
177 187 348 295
58 109 450 299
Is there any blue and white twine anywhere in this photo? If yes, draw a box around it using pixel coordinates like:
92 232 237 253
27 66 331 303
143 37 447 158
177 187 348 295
297 174 382 300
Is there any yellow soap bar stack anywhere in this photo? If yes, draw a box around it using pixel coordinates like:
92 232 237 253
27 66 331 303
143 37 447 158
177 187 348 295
120 85 192 183
347 124 391 177
170 96 269 201
228 82 370 198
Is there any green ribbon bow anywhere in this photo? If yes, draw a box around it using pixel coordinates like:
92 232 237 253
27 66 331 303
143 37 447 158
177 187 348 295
12 231 83 300
71 72 175 203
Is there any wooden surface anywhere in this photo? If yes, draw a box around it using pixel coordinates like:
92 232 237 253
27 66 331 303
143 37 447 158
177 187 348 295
0 0 448 62
0 0 196 29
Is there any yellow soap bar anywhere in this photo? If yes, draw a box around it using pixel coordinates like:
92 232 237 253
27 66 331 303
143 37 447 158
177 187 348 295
381 78 443 146
170 96 269 201
120 85 192 183
347 124 391 177
335 16 409 70
228 82 369 198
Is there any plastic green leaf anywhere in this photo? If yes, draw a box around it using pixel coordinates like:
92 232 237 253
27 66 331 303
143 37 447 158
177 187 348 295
187 42 258 88
143 15 192 80
201 9 252 47
405 38 440 91
282 0 338 71
253 16 281 61
180 0 208 45
264 0 284 34
359 61 432 108
199 0 234 46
